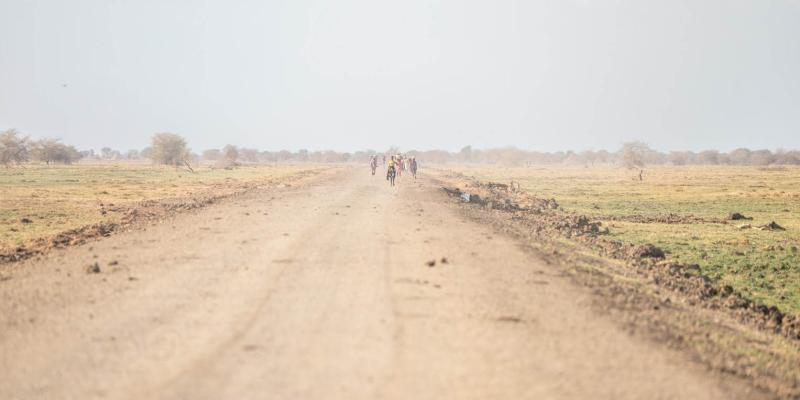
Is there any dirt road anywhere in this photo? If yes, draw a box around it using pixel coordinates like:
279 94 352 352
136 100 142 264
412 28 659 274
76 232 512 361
0 168 759 399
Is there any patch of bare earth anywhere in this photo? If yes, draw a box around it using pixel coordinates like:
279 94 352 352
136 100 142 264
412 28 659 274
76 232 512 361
433 170 800 399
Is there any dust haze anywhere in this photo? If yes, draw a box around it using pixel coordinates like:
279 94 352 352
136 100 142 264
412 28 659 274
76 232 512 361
2 0 799 152
2 2 800 400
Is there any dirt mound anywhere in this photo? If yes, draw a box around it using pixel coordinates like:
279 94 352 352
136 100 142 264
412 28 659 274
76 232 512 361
442 187 485 205
585 231 798 341
1 201 211 264
728 212 752 221
442 185 600 238
0 222 118 263
637 259 798 339
552 215 603 237
756 221 785 231
641 261 716 299
465 180 559 211
85 262 101 274
628 244 666 259
473 181 511 191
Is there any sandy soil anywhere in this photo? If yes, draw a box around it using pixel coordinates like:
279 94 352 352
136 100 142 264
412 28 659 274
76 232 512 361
0 167 761 400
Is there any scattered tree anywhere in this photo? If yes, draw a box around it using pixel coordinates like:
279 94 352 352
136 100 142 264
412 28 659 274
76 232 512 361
668 151 689 166
140 146 153 159
297 149 309 162
749 149 774 166
79 149 96 159
728 148 752 165
774 149 800 165
698 150 720 165
580 150 598 166
621 142 650 169
202 149 221 161
239 148 259 163
125 149 141 160
149 133 189 166
458 145 473 163
0 129 30 166
30 138 82 164
222 144 239 162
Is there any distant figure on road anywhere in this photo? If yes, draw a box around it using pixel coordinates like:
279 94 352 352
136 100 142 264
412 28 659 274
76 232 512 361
395 154 403 177
370 155 378 175
387 156 397 186
410 157 418 179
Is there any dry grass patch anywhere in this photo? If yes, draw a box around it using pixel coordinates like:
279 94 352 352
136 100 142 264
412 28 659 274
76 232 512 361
434 165 800 314
1 162 328 251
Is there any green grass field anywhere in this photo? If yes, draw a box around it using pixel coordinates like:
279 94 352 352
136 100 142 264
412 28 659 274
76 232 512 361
0 162 326 250
438 165 800 314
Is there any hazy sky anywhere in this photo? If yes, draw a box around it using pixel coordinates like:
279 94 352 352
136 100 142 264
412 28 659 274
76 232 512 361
1 1 798 153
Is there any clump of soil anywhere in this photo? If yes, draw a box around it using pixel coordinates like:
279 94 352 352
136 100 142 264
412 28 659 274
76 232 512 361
635 258 799 339
20 218 33 224
474 181 511 191
444 179 559 212
628 244 665 259
1 222 120 263
728 212 752 221
553 215 603 237
757 221 785 231
442 183 601 239
85 262 101 274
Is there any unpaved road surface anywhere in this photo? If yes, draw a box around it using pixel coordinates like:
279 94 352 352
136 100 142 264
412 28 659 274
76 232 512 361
1 168 759 399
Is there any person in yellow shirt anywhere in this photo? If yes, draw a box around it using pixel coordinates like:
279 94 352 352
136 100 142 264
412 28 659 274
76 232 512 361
386 156 397 185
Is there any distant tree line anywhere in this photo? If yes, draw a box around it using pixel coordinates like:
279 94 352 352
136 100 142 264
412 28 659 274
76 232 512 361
2 128 799 167
0 129 81 166
410 143 800 167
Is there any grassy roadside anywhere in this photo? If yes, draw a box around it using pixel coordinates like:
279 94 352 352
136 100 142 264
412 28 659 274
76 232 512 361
430 165 800 397
0 162 328 251
432 165 800 314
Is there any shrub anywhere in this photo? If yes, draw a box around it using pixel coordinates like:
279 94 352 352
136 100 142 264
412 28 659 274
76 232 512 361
150 133 189 166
